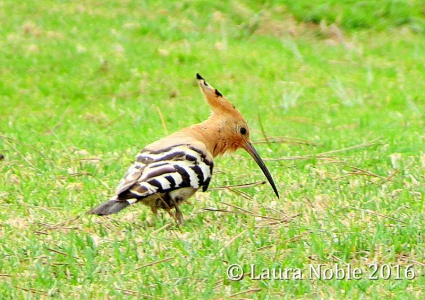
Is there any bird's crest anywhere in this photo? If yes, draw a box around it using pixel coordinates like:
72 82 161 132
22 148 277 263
196 73 239 116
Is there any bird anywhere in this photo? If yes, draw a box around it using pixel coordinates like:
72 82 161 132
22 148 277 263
88 73 279 224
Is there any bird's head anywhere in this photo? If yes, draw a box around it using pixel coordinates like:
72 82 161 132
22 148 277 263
196 73 279 198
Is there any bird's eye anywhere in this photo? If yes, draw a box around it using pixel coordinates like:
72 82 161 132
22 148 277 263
240 127 247 135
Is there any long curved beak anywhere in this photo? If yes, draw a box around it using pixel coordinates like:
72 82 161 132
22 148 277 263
243 142 279 198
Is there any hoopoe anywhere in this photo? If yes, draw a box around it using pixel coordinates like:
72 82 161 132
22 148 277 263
88 74 279 224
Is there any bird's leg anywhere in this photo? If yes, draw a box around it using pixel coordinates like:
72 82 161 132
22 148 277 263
170 197 184 225
175 207 184 225
150 206 158 217
155 193 179 222
146 206 159 227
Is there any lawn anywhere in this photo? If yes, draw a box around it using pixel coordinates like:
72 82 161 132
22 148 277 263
1 0 425 298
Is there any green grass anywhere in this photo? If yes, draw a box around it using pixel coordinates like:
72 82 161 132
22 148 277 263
1 0 425 298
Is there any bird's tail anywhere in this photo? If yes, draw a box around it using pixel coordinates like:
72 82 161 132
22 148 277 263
87 198 130 215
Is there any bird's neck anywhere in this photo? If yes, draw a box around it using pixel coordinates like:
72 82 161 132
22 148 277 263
181 117 230 158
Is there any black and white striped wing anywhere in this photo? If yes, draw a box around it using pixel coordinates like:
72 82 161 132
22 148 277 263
115 145 213 200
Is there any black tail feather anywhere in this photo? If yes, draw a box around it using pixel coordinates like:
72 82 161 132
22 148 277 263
87 199 130 215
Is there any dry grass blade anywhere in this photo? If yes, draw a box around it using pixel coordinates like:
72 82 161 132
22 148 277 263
213 272 254 291
40 216 80 230
45 247 84 264
253 135 318 146
229 288 262 298
101 112 126 129
254 220 294 228
254 212 298 227
346 206 407 224
45 247 68 256
151 223 172 235
34 231 49 235
406 259 425 268
336 166 387 180
219 230 247 255
136 257 174 270
262 203 289 216
209 180 266 191
223 187 255 201
337 163 407 183
42 107 70 134
157 106 168 135
257 113 271 146
91 218 113 231
220 201 253 215
0 134 50 160
348 166 386 179
219 202 293 223
383 168 400 182
203 207 245 214
76 157 102 162
203 207 294 227
69 171 92 177
13 286 47 296
114 288 140 296
115 288 158 299
2 138 42 172
265 138 380 161
376 161 413 183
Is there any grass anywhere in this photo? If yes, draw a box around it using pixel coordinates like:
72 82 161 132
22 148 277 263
1 0 425 298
